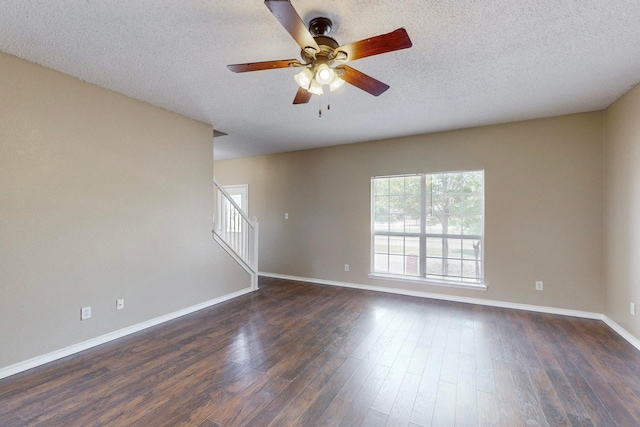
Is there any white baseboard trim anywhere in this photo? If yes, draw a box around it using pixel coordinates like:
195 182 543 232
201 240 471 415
602 315 640 352
260 272 602 320
0 287 254 381
261 273 640 351
262 273 640 351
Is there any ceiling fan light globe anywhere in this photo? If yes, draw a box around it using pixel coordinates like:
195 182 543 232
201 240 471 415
294 68 313 89
308 79 324 95
329 75 345 92
315 64 334 85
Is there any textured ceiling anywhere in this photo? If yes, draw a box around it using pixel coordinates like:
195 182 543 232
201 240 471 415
1 1 640 160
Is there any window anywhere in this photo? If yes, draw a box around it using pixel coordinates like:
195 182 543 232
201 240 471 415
371 170 484 286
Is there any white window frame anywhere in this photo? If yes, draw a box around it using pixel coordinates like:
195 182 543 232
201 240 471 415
369 171 486 291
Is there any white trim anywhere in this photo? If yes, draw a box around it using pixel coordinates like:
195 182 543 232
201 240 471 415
368 273 488 291
213 232 254 275
602 315 640 352
0 287 253 380
213 232 258 291
260 272 602 320
260 272 640 350
4 276 639 381
223 184 249 216
370 171 485 285
213 177 252 225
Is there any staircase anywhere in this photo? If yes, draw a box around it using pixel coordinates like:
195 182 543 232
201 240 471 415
212 177 259 290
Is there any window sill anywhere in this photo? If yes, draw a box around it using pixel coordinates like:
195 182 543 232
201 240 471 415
368 273 488 291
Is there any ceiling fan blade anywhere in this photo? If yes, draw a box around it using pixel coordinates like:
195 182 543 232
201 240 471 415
265 0 320 52
293 87 312 104
227 59 302 73
335 28 412 62
335 65 390 96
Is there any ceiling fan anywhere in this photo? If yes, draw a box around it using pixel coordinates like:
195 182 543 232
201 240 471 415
227 0 413 105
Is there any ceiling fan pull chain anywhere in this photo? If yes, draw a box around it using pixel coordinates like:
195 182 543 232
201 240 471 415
327 91 331 111
318 93 322 118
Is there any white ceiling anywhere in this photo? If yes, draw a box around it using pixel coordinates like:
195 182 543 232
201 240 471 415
1 1 640 160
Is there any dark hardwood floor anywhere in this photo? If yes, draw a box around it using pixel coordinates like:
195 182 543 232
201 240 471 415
2 277 640 426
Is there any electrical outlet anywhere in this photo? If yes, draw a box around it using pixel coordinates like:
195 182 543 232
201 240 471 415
535 281 544 291
631 302 636 316
344 264 350 272
285 213 289 220
116 299 125 310
81 306 91 320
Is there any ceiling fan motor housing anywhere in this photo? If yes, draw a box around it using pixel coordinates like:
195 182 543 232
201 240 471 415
302 35 339 63
301 18 340 64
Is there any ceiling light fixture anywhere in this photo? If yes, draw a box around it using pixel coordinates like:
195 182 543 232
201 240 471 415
315 64 333 85
228 6 413 107
294 64 344 95
293 68 312 89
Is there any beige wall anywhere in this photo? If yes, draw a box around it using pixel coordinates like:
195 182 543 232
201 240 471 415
215 112 604 313
0 52 250 369
604 83 640 339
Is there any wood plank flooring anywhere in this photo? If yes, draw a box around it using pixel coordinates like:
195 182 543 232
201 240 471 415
2 276 640 426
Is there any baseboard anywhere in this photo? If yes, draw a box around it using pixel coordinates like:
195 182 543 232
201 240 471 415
261 272 640 351
0 287 254 380
602 315 640 352
260 272 603 320
5 277 638 381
